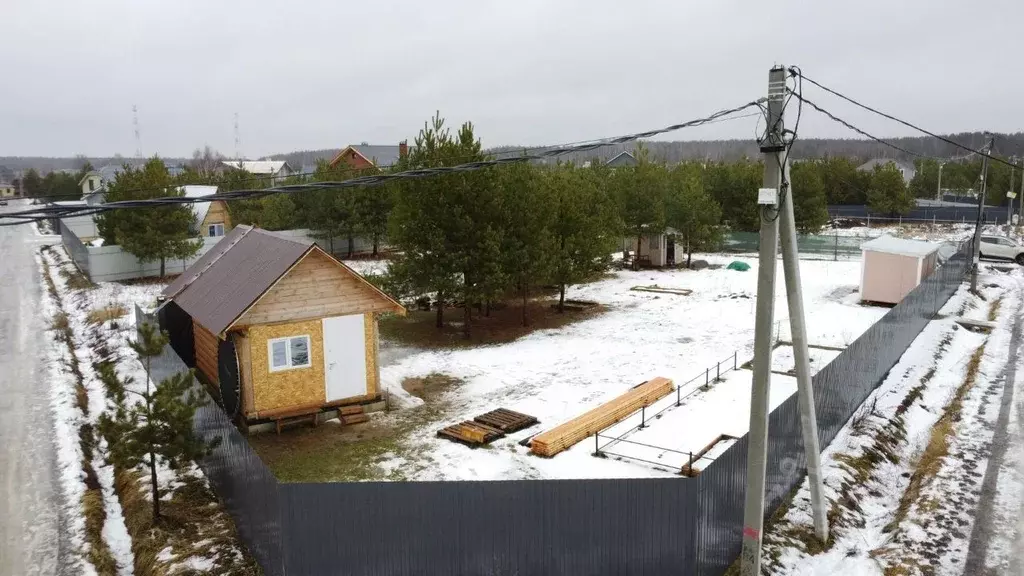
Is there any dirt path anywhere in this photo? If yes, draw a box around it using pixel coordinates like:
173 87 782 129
963 283 1024 575
0 206 69 576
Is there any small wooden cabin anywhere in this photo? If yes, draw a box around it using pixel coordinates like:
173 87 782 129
160 225 405 428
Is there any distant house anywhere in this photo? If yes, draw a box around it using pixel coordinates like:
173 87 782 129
0 182 15 198
329 141 410 171
221 160 295 184
181 185 232 238
856 158 916 185
605 151 639 168
159 225 406 430
78 164 131 205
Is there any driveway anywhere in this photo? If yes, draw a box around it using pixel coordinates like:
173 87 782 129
0 203 68 576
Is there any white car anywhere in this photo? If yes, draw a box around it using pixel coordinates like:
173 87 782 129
979 235 1024 265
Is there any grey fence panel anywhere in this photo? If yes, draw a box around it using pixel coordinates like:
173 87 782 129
692 242 970 575
829 204 1008 224
193 392 285 576
280 479 698 576
60 220 90 275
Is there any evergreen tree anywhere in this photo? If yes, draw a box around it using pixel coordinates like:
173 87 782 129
353 183 394 257
611 146 669 270
667 163 722 267
22 169 42 197
789 161 830 233
703 160 762 232
96 158 201 276
868 164 915 215
549 163 618 311
497 161 555 325
98 323 218 524
305 160 359 256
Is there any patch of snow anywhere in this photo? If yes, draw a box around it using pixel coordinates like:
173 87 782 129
89 237 105 247
342 259 389 277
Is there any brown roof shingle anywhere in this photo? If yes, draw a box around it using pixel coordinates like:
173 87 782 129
162 225 313 335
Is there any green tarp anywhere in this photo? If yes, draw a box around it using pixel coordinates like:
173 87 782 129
726 261 751 271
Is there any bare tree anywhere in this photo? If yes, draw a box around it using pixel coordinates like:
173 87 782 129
190 145 224 175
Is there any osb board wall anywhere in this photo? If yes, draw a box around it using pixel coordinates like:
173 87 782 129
232 331 256 417
234 249 399 328
193 319 220 384
249 318 325 414
202 200 233 232
364 313 379 397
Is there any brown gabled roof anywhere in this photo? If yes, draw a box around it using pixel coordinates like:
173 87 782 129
162 225 313 335
163 225 406 336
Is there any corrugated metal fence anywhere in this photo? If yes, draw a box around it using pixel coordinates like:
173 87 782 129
154 243 971 576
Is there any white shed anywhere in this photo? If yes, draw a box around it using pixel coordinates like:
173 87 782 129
860 236 941 305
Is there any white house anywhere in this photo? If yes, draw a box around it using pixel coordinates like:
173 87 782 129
856 158 916 186
221 160 294 184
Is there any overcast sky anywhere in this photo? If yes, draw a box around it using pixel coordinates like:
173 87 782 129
3 0 1022 158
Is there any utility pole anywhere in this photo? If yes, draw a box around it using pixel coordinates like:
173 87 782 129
741 65 825 576
936 162 944 201
970 134 992 293
1019 156 1024 224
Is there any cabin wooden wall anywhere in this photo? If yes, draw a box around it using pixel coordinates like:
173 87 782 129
193 319 220 384
234 250 397 328
201 200 232 233
364 313 379 398
249 318 325 415
232 331 256 418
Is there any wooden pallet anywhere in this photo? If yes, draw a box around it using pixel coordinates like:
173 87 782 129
630 285 692 296
473 408 539 434
437 421 505 447
530 377 674 457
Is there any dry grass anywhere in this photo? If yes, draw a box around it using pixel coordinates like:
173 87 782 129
379 299 606 348
60 266 95 290
988 296 1004 322
83 488 117 575
885 343 986 533
116 468 260 576
401 372 463 401
87 305 128 326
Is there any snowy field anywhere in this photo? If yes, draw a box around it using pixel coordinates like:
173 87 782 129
376 253 889 481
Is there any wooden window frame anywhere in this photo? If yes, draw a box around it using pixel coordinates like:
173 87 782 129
208 223 225 237
267 335 312 372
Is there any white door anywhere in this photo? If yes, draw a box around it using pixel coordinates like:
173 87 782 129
322 314 368 402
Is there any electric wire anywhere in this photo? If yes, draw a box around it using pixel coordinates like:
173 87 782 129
1 99 767 226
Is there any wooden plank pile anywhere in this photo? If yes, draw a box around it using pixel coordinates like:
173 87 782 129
437 421 505 446
630 285 692 296
530 377 674 457
680 434 737 477
474 408 539 433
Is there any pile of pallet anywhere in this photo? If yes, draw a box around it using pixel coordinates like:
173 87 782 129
530 377 674 457
437 408 540 447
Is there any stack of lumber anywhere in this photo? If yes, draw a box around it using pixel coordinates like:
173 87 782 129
474 408 539 433
437 421 505 447
530 377 674 457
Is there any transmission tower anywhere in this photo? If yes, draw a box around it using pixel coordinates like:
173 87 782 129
234 112 242 160
132 105 142 158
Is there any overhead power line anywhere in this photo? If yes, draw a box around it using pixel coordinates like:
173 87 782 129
791 69 1018 169
2 100 767 226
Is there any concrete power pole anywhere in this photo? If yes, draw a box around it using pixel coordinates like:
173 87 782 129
1019 156 1024 223
740 65 828 575
970 134 992 293
936 162 944 201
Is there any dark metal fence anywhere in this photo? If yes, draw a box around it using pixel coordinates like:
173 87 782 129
160 243 970 576
829 203 1008 224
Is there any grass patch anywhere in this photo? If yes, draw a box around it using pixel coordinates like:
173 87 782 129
379 299 606 349
83 487 118 575
988 296 1003 322
51 311 70 331
251 378 462 482
885 343 986 533
60 266 95 290
401 372 462 401
87 305 128 326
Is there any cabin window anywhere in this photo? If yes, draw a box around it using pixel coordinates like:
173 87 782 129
88 179 95 191
268 335 312 371
208 223 225 237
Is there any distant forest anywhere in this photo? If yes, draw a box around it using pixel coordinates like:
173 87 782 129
4 131 1024 176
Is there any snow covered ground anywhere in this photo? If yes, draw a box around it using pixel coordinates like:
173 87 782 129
761 263 1024 575
375 254 890 481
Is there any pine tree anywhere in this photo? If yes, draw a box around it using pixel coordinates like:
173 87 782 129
98 323 218 524
667 163 722 267
789 161 830 233
549 163 618 311
611 146 669 270
96 158 201 276
497 161 555 326
868 164 915 216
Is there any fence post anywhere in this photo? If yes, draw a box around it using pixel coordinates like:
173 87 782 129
639 405 646 429
734 350 738 370
594 433 599 456
705 367 709 388
676 384 681 406
867 213 871 228
716 361 720 382
834 232 838 261
899 215 902 226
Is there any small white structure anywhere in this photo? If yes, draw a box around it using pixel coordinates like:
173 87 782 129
624 229 677 267
860 236 940 305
